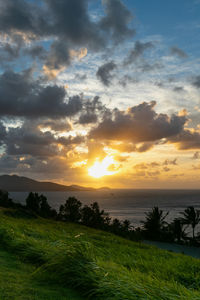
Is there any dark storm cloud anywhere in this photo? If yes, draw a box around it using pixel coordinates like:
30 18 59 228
40 119 72 132
90 101 187 143
0 70 83 118
5 122 59 157
75 73 87 81
169 130 200 149
0 121 6 144
100 0 135 43
79 114 98 124
43 40 71 79
3 119 84 158
79 96 109 124
58 135 85 147
170 46 188 58
24 45 46 59
173 86 185 92
0 154 70 177
96 61 117 86
0 0 38 33
192 76 200 88
45 0 104 49
124 41 154 65
2 43 20 60
0 0 134 52
138 61 162 72
119 75 138 87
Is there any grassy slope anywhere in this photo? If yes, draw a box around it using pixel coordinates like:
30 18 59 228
0 208 200 300
0 249 82 300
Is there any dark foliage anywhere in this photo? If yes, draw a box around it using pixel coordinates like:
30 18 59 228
0 190 15 208
167 219 187 243
0 189 200 246
180 206 200 240
81 202 110 229
141 207 169 241
58 197 82 222
26 192 57 218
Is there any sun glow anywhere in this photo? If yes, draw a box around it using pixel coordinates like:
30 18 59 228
88 156 117 178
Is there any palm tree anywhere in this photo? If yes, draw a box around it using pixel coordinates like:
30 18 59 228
180 206 200 240
141 207 169 240
169 218 187 243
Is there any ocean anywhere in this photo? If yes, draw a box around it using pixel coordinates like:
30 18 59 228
10 189 200 232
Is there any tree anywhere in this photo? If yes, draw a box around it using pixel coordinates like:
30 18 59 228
122 219 132 232
111 218 122 234
81 202 109 229
180 206 200 240
58 197 82 222
25 192 57 218
168 219 187 243
26 192 40 213
141 207 169 240
39 195 57 218
0 190 14 208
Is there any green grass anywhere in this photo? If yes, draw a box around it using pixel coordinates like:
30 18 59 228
0 248 82 300
0 207 200 299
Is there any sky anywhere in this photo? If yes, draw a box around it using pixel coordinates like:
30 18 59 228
0 0 200 188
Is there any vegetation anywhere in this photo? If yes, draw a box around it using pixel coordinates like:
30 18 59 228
0 207 200 299
0 190 200 246
180 206 200 241
0 248 82 300
141 206 168 240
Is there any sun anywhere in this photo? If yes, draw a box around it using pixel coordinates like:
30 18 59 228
88 156 117 178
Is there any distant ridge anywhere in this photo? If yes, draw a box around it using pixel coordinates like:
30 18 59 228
0 175 109 192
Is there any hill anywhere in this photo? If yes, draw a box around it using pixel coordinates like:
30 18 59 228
0 175 105 192
0 207 200 299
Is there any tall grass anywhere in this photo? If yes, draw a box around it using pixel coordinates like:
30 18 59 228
0 208 200 299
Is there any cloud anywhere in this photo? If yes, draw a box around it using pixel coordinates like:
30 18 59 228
173 86 185 92
0 69 83 118
79 96 109 124
0 0 134 54
43 45 88 79
24 45 46 59
100 0 135 43
170 46 188 58
192 151 200 159
110 141 154 153
163 158 177 165
0 154 72 178
45 0 104 49
118 75 138 87
0 0 41 35
169 129 200 149
79 114 98 125
96 61 117 86
192 75 200 88
43 40 71 79
0 121 6 145
90 101 187 143
2 119 85 159
134 162 161 178
124 41 154 65
39 119 72 132
75 73 87 81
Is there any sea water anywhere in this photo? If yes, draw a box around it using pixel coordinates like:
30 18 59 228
10 189 200 233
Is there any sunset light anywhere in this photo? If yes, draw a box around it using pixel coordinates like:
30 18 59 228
88 156 117 178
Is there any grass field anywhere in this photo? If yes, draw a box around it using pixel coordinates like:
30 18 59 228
0 249 82 300
0 207 200 300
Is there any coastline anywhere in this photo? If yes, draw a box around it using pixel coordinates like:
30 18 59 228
144 240 200 259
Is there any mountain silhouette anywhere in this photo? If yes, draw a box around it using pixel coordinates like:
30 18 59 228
0 175 101 192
